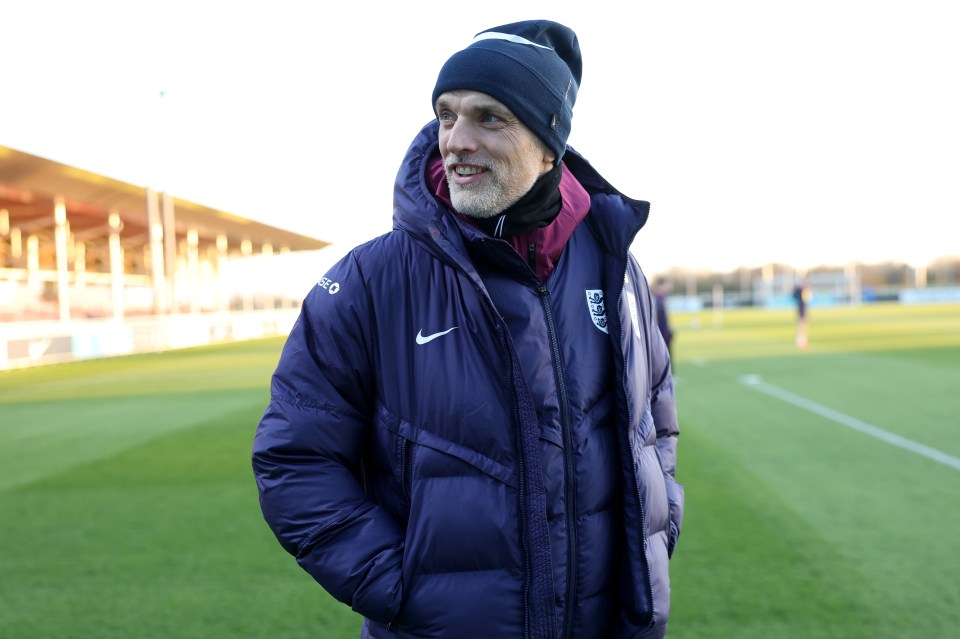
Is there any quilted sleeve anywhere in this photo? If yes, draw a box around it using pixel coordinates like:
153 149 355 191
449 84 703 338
252 250 404 623
633 259 684 556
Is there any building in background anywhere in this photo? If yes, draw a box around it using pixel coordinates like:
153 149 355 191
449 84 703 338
0 145 328 369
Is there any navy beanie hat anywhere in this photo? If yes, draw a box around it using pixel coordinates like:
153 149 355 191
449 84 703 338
431 20 582 163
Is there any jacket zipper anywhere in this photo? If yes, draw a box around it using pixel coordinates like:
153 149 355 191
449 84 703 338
537 284 577 639
514 376 533 639
399 438 413 500
387 439 414 632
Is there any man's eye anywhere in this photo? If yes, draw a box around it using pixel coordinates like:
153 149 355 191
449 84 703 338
481 113 502 125
438 111 454 123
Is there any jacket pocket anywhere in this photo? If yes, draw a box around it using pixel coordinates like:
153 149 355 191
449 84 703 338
375 402 518 489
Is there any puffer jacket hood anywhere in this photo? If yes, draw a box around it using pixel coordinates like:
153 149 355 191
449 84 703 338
392 121 650 271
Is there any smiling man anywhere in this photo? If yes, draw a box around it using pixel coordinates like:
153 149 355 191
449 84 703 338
436 90 554 218
253 19 683 639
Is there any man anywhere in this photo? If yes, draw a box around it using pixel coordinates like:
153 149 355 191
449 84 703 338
253 20 683 639
793 277 811 348
654 278 674 364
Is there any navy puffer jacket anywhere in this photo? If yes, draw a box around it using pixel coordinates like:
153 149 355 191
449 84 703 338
253 122 683 639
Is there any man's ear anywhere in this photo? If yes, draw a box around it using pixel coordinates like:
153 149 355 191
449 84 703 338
541 151 557 175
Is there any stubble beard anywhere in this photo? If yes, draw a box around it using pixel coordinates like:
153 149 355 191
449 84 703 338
444 154 540 219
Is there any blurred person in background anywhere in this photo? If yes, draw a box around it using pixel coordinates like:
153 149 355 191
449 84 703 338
793 276 811 348
654 277 674 365
253 19 682 639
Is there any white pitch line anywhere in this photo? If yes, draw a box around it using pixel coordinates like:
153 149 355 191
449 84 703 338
739 375 960 471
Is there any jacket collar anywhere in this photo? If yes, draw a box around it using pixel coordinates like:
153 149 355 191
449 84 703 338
426 153 590 281
393 121 650 267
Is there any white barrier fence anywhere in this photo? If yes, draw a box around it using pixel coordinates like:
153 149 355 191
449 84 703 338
0 309 300 370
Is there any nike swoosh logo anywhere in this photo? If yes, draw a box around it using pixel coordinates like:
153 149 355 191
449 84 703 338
416 326 458 345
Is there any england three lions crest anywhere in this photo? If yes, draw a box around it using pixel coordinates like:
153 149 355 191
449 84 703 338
585 289 608 333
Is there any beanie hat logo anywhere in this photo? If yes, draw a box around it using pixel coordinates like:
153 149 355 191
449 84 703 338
432 20 582 164
472 31 554 50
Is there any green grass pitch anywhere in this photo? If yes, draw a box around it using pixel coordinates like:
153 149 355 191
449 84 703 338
0 302 957 638
668 302 960 638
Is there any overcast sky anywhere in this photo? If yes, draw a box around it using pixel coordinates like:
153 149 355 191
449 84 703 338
2 0 958 283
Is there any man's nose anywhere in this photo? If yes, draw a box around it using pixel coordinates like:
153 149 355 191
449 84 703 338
444 120 479 155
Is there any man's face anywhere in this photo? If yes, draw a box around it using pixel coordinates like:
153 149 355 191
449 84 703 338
435 90 555 219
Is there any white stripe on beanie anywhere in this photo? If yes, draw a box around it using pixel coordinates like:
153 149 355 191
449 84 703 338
471 31 553 50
